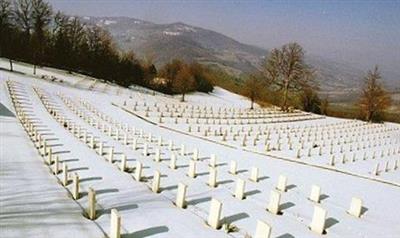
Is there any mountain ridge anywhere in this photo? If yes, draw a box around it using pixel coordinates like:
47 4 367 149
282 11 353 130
79 16 399 99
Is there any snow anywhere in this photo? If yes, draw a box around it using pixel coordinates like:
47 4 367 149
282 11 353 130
176 26 196 32
1 59 400 238
0 87 103 237
163 31 181 36
104 20 117 25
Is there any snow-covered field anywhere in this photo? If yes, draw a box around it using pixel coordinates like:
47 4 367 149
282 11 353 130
1 59 400 238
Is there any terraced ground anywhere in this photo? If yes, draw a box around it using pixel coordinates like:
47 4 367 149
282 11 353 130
1 60 399 238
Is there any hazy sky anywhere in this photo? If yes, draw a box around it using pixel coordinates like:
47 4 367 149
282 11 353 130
47 0 400 75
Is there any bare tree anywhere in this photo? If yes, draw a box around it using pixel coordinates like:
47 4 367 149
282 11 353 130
0 0 14 71
243 74 264 109
31 0 52 73
320 96 329 115
173 65 195 102
264 43 313 111
358 66 391 122
159 59 184 92
300 85 321 113
13 0 32 36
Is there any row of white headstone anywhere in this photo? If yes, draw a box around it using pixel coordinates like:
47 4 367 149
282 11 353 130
79 91 371 222
33 86 148 238
37 87 275 237
129 100 289 115
182 119 399 172
189 121 397 150
8 82 98 222
38 87 368 237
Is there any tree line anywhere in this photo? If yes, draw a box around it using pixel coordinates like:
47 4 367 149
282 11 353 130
156 59 214 101
1 0 391 122
0 0 214 94
240 42 392 123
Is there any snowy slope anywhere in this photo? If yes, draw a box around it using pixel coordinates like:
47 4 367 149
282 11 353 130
1 59 400 238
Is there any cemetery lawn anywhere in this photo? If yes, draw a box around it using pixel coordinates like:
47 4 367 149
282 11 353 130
1 58 399 238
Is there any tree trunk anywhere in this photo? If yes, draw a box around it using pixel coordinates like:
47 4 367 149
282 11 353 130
181 93 185 102
367 110 374 122
9 59 13 72
250 98 254 110
281 81 289 111
33 64 36 75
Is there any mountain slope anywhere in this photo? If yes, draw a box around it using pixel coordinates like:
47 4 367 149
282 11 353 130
81 16 398 98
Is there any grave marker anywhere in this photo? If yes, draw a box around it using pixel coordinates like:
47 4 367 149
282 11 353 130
234 178 246 200
134 162 143 181
250 167 259 182
347 197 363 218
176 182 187 208
267 190 281 215
152 170 161 193
207 198 222 229
110 209 121 238
309 185 321 203
276 175 287 192
63 163 68 186
120 154 126 172
88 187 96 220
209 154 216 168
229 161 237 175
108 147 114 163
188 160 197 178
72 173 79 200
170 154 177 170
309 206 327 234
254 220 272 238
208 167 217 188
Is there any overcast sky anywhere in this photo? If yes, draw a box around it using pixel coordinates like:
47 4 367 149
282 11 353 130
47 0 400 75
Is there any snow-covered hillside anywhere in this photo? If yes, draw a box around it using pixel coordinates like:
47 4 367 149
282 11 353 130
1 59 399 238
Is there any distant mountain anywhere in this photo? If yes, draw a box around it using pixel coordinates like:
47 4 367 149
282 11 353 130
80 16 399 100
81 16 266 76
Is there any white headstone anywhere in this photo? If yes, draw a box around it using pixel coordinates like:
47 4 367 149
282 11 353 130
170 153 177 170
254 220 272 238
250 167 259 182
309 185 321 203
234 178 246 200
53 156 59 174
110 209 121 238
63 163 68 186
180 144 186 156
120 154 126 172
209 154 216 168
187 160 196 178
309 205 327 234
207 198 222 229
229 160 237 175
72 173 79 200
276 175 287 192
208 167 217 188
132 138 137 150
88 187 96 220
347 197 363 218
154 148 161 162
152 170 161 193
267 190 281 215
134 162 143 181
176 182 187 208
192 148 199 161
143 143 148 156
108 147 114 163
99 142 103 155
